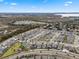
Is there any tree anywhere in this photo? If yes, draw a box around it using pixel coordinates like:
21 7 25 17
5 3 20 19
16 56 19 59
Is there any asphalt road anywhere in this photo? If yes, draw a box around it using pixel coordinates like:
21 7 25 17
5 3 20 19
3 49 79 59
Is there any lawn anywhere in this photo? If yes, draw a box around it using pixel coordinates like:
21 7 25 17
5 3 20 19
2 42 21 58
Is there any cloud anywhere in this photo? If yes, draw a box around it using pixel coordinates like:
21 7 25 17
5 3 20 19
64 1 72 7
31 6 36 9
65 1 72 4
0 0 3 2
10 3 17 9
10 3 17 6
64 3 69 6
42 0 48 3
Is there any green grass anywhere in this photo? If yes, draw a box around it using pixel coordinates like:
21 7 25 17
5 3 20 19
2 42 21 58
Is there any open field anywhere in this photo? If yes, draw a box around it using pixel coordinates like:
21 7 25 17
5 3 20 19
2 42 21 58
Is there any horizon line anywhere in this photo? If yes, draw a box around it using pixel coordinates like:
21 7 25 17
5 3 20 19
0 12 79 14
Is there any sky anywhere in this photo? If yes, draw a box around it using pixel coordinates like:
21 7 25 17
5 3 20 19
0 0 79 13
